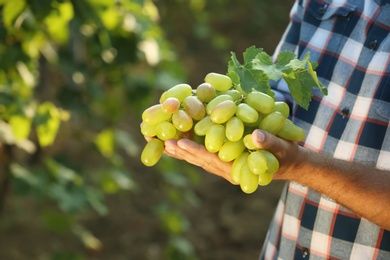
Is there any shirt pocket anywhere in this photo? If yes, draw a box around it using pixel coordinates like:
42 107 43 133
299 0 358 78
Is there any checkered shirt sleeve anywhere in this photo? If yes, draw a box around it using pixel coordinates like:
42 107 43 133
260 0 390 259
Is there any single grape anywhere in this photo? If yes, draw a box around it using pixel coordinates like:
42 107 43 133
204 72 232 91
236 103 259 123
231 152 249 184
210 100 237 124
194 116 214 136
172 109 193 132
182 95 206 121
140 122 157 137
162 97 181 114
218 140 246 162
246 91 275 114
225 117 244 142
243 133 257 150
261 150 279 174
247 150 267 175
277 119 306 141
142 104 172 125
273 101 290 118
141 138 165 167
156 121 177 141
160 83 193 103
240 164 259 194
205 124 225 153
196 82 216 102
259 111 286 135
206 94 234 115
220 89 242 101
258 171 273 186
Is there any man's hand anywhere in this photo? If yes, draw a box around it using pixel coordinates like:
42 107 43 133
161 129 304 184
164 138 236 184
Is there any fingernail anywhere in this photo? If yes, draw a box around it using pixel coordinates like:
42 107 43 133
177 140 187 150
165 144 175 155
255 130 265 143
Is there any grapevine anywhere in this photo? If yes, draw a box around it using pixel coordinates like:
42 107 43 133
140 46 326 194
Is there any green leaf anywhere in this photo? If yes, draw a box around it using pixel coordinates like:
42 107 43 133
228 51 271 94
243 45 263 64
35 102 61 147
42 210 75 234
284 70 318 110
275 50 297 69
2 0 26 28
95 128 115 158
9 114 32 140
252 51 283 81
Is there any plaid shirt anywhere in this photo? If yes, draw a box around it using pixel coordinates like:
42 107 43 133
260 0 390 259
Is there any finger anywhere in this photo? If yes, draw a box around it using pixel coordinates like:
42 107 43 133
165 139 235 184
251 129 296 160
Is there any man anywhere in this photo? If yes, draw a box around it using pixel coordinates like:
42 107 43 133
163 0 390 258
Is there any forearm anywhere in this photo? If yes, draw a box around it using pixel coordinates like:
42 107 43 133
283 146 390 230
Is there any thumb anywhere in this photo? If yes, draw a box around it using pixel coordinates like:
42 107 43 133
251 129 296 160
251 129 279 150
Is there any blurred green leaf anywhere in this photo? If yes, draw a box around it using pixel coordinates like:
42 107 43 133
95 128 115 158
8 114 32 140
35 102 69 147
2 0 26 28
42 210 75 234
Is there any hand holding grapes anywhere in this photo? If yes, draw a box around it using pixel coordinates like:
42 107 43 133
140 47 326 194
162 129 303 185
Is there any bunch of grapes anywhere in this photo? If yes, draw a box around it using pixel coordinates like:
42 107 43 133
140 72 306 194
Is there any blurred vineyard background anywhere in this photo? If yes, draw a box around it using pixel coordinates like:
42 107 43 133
0 0 291 259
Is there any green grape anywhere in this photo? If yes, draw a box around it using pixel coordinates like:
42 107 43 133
206 94 234 114
231 152 249 184
141 138 165 167
204 72 232 91
246 91 275 114
160 83 193 103
205 124 226 153
140 122 157 137
244 114 264 128
196 82 216 102
156 121 177 141
225 117 244 141
261 150 279 174
258 171 273 186
240 164 259 194
220 89 242 100
182 95 206 121
247 150 267 175
142 104 172 125
277 119 306 141
210 100 237 124
259 111 287 135
236 103 259 123
273 101 290 118
194 116 214 136
172 109 193 132
218 140 246 162
243 133 257 150
162 97 181 114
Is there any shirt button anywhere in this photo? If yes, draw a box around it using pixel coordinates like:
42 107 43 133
301 247 309 258
341 106 350 118
369 40 377 50
318 5 328 14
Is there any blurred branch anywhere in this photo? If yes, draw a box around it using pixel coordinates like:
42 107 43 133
0 144 12 216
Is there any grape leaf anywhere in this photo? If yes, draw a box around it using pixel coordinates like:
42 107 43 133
227 46 326 110
228 49 272 95
252 51 282 81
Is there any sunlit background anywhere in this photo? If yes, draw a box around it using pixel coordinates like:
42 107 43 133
0 0 291 259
